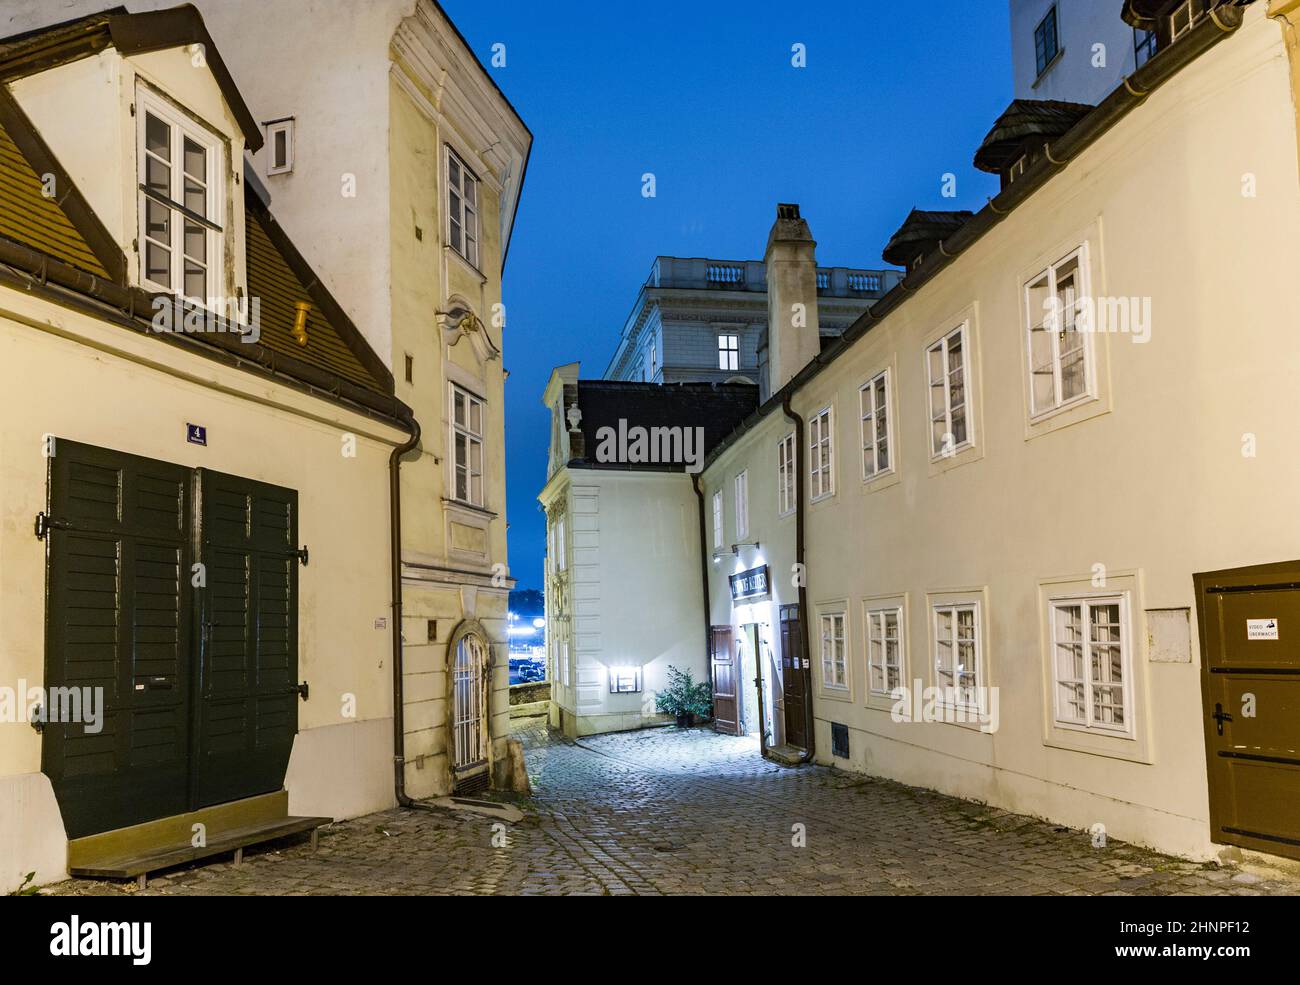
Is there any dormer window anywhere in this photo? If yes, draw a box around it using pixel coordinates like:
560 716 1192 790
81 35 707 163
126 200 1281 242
1009 154 1029 183
137 87 223 304
1170 0 1212 41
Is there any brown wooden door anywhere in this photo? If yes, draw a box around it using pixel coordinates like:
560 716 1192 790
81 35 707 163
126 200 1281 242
710 626 740 735
1195 561 1300 860
780 605 809 750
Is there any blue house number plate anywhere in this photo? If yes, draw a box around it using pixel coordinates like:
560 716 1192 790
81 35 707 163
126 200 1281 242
187 424 207 446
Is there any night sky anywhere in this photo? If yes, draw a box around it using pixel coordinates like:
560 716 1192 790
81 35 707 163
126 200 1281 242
439 0 1009 591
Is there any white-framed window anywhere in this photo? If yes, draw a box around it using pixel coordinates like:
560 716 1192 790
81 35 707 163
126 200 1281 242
777 431 796 516
1171 0 1211 41
718 334 739 371
137 88 223 304
647 338 658 380
553 516 566 571
809 406 834 501
447 147 479 269
859 370 892 479
820 612 847 689
734 471 749 540
712 491 724 549
926 325 971 458
451 384 485 506
933 602 981 707
265 118 295 175
867 607 903 695
1050 595 1131 734
1025 247 1092 417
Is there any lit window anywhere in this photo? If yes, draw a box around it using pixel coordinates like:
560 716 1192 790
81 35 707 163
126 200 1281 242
447 148 479 268
926 326 971 457
820 612 848 689
608 666 643 694
934 603 981 708
265 118 294 175
558 639 571 688
718 334 739 371
451 384 485 506
867 607 903 695
777 432 796 516
1025 247 1091 417
734 471 749 540
712 491 724 549
809 407 834 501
1051 596 1131 734
138 89 222 304
1034 5 1060 77
859 370 892 480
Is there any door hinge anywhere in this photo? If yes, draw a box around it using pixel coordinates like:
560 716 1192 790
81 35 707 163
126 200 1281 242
30 706 44 733
34 512 71 540
291 681 309 701
291 545 309 566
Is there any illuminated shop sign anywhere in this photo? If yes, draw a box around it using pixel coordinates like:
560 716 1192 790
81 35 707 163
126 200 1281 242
729 565 770 602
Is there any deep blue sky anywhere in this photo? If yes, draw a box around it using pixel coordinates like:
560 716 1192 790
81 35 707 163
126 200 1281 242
440 0 1011 591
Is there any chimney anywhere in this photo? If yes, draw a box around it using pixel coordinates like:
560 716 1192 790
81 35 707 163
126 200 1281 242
764 203 820 394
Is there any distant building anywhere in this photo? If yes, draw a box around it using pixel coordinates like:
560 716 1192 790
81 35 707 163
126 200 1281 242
603 256 901 400
1007 0 1210 104
539 368 757 736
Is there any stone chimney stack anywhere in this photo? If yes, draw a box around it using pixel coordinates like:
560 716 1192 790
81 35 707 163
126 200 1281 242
764 203 821 394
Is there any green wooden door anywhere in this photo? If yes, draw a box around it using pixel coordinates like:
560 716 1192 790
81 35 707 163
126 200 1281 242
193 469 299 808
41 440 194 838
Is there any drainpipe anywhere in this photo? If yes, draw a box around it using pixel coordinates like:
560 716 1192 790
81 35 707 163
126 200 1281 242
390 415 422 808
782 394 815 764
691 471 713 705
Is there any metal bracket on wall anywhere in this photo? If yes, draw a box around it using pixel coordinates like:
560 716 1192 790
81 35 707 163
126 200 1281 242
33 512 72 540
291 681 309 701
290 545 309 566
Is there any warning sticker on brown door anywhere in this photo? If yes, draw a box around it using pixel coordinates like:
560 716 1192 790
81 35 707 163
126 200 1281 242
1247 618 1279 640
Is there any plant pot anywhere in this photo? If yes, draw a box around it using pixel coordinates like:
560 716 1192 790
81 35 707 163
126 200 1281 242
675 712 691 728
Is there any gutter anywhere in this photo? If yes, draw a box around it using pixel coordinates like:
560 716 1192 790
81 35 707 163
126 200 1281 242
781 395 815 764
690 472 714 729
696 5 1249 477
389 415 423 808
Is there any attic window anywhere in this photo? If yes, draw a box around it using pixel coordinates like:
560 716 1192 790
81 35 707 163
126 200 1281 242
137 87 223 305
265 118 295 175
1008 154 1029 183
1033 6 1060 78
1170 0 1211 41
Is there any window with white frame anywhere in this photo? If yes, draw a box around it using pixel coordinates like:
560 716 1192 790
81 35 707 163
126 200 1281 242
926 326 971 457
734 471 749 540
777 432 796 516
860 370 892 479
451 384 485 506
867 607 903 695
265 118 294 175
647 338 658 380
1025 248 1091 417
1050 595 1131 733
447 148 479 269
933 602 981 707
558 639 571 688
712 491 724 549
820 612 847 689
554 516 566 571
809 407 834 500
718 334 739 371
138 89 223 303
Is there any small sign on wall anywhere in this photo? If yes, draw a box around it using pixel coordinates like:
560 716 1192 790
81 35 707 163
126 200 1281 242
1247 618 1279 641
186 424 207 446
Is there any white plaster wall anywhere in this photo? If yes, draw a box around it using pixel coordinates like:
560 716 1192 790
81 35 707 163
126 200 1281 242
1010 0 1139 104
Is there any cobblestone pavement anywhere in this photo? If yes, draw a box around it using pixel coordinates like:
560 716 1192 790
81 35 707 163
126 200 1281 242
44 723 1300 896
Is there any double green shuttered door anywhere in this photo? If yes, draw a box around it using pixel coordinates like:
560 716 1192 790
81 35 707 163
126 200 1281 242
41 440 300 839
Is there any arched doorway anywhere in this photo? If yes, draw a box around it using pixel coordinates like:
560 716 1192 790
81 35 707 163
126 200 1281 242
448 621 491 788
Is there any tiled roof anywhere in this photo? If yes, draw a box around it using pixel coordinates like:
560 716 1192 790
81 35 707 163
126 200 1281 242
0 101 115 279
881 209 974 268
244 191 391 394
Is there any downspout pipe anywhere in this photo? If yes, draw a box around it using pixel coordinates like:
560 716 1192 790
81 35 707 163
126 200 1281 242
390 415 422 808
782 394 815 764
691 472 714 711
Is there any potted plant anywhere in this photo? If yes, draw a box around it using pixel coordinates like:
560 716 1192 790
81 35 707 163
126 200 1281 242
655 665 713 727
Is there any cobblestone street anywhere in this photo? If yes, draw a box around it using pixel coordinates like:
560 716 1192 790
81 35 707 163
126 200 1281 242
45 725 1300 896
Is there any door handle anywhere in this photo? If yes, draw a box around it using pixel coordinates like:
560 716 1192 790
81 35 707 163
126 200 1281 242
1213 702 1233 736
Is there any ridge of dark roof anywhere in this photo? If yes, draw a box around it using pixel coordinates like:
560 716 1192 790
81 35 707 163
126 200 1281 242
974 99 1095 173
0 4 263 152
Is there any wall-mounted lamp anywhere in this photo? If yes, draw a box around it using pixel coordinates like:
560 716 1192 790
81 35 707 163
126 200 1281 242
712 549 735 565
